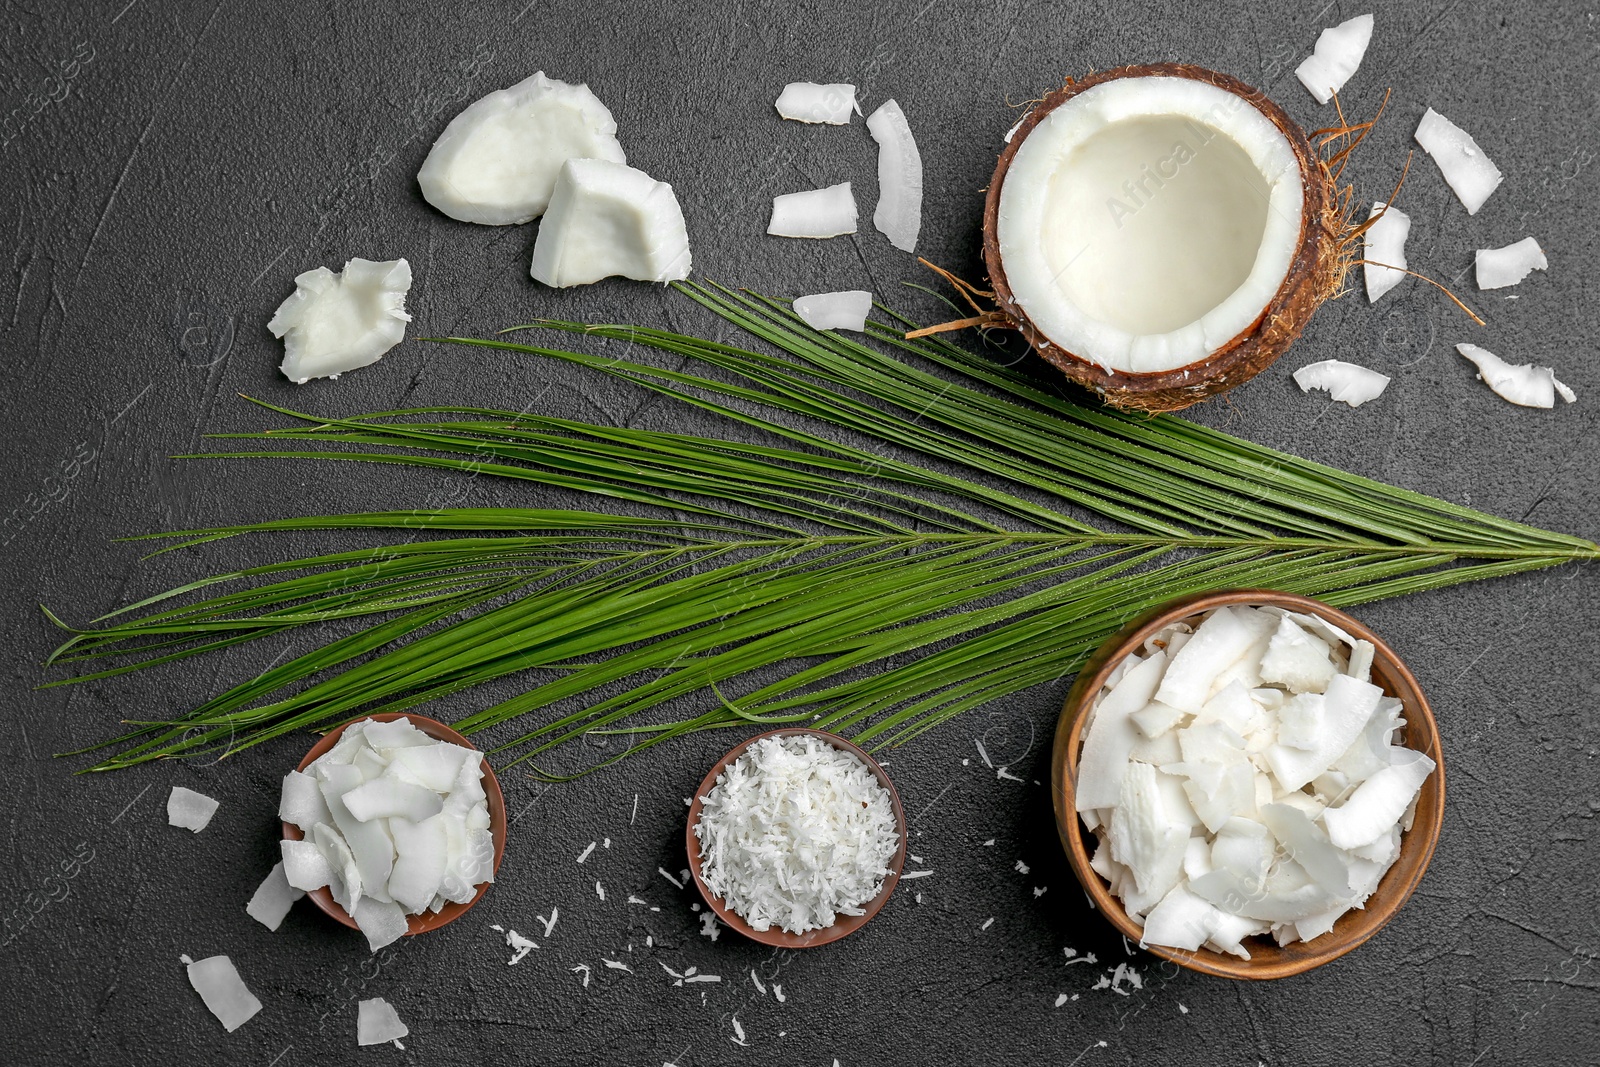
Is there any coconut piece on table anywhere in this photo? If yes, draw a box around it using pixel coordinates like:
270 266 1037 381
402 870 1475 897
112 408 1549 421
318 763 396 903
388 813 450 914
1362 200 1410 302
352 896 409 953
270 259 412 384
1295 13 1374 104
246 861 304 931
768 182 858 238
418 71 625 225
866 99 922 253
1108 761 1189 901
1457 343 1575 408
185 955 262 1032
1264 673 1382 791
1476 236 1547 290
342 779 444 824
1075 650 1168 810
1415 108 1503 215
1293 360 1390 408
168 786 219 833
279 769 332 832
531 159 692 287
1324 746 1436 849
793 291 873 332
775 82 858 124
357 997 410 1047
280 838 335 893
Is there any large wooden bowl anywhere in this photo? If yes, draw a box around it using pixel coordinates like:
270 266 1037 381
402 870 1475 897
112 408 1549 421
1051 590 1444 979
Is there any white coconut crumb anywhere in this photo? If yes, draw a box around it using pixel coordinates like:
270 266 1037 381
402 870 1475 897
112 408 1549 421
627 894 647 905
539 908 559 938
909 853 924 864
1415 107 1503 215
659 867 684 889
167 786 219 833
1179 1003 1190 1014
901 869 934 880
700 911 722 941
773 983 786 1002
572 964 591 987
631 794 639 824
751 969 766 994
1063 951 1097 967
1015 860 1031 875
731 1016 749 1047
604 838 611 848
1054 993 1069 1008
683 973 722 984
504 929 537 965
980 917 995 930
961 758 970 766
974 739 993 767
659 961 683 980
997 767 1024 782
1295 13 1374 105
602 958 633 973
915 892 923 904
596 880 606 900
577 841 597 863
1033 887 1048 898
646 936 653 947
982 838 996 847
1476 236 1548 290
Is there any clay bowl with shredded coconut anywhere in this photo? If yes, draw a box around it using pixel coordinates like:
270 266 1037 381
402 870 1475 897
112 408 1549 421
686 728 907 948
283 712 507 937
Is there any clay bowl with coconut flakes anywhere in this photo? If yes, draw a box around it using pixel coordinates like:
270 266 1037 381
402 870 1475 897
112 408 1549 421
283 712 507 936
686 727 907 949
1051 590 1444 980
980 63 1351 413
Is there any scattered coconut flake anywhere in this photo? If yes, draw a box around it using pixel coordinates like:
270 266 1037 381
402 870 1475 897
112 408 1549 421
531 158 691 287
1363 201 1410 303
1295 14 1374 104
1415 108 1503 215
602 958 633 973
596 880 606 900
503 928 537 964
699 910 721 940
1054 993 1069 1007
980 917 994 930
539 908 559 937
772 982 785 1002
357 997 409 1047
866 99 923 253
793 291 873 332
185 955 262 1033
269 259 412 383
900 869 935 880
246 861 304 931
768 182 858 239
731 1015 748 1046
775 82 859 125
996 767 1024 782
1015 860 1031 875
1293 360 1390 408
1457 343 1575 408
683 973 722 984
659 866 684 889
692 734 898 934
418 71 625 225
577 841 597 864
1475 237 1548 290
167 786 219 833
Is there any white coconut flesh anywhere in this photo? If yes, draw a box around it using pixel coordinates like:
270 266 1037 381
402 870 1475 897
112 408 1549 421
1363 201 1410 302
1476 236 1547 290
1295 13 1374 105
998 77 1305 374
1293 360 1390 408
529 158 692 287
269 258 413 383
775 82 859 125
793 290 873 331
768 182 858 238
418 71 626 226
1456 343 1575 408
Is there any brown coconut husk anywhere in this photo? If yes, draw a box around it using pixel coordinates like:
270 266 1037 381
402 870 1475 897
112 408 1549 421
975 63 1355 414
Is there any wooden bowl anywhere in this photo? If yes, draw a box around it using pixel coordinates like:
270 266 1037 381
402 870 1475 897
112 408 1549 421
282 712 506 936
1051 590 1444 979
685 728 907 948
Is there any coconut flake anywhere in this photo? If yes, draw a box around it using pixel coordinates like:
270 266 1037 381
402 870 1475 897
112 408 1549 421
418 71 625 225
530 158 691 287
1293 360 1390 408
767 183 858 239
866 99 923 253
246 861 304 931
185 955 262 1033
775 82 859 125
1295 14 1375 104
1475 237 1548 290
793 291 873 332
168 786 219 833
1415 108 1503 215
1457 343 1575 408
357 997 410 1046
269 258 412 384
352 896 409 952
1076 651 1168 811
1324 748 1437 849
1363 201 1410 302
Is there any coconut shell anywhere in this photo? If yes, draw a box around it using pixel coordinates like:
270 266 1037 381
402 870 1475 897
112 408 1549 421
982 63 1343 414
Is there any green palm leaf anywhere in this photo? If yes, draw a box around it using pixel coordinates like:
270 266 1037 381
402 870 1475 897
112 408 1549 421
47 282 1596 775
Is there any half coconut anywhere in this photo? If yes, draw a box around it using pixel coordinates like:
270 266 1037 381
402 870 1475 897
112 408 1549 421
983 64 1345 412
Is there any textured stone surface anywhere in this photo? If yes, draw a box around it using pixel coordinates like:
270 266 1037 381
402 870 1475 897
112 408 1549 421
2 1 1595 1064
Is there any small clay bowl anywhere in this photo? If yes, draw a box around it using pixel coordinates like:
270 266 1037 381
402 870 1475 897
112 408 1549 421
686 727 907 948
1051 590 1444 980
282 712 507 936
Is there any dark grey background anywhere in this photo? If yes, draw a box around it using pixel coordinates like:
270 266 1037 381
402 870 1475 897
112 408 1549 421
3 1 1595 1064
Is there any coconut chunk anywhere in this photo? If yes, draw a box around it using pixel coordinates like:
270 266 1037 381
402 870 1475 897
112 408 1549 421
1475 236 1548 290
767 182 858 238
1415 108 1503 215
1276 693 1326 751
418 71 626 225
1108 762 1189 899
387 813 450 914
1295 13 1375 105
1171 760 1255 833
1075 650 1168 810
362 718 432 750
1130 698 1188 739
1264 674 1383 791
279 769 332 832
866 99 923 253
1260 803 1352 899
167 786 219 833
793 290 873 332
1259 616 1337 693
357 997 410 1047
319 763 396 903
774 82 858 124
185 955 262 1032
1293 360 1390 408
1154 607 1263 713
246 861 304 931
1363 201 1410 302
386 743 475 794
269 259 412 384
280 838 334 893
312 822 363 911
530 159 691 287
1141 882 1220 951
352 896 409 953
342 779 444 824
1457 343 1575 408
1324 747 1436 849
